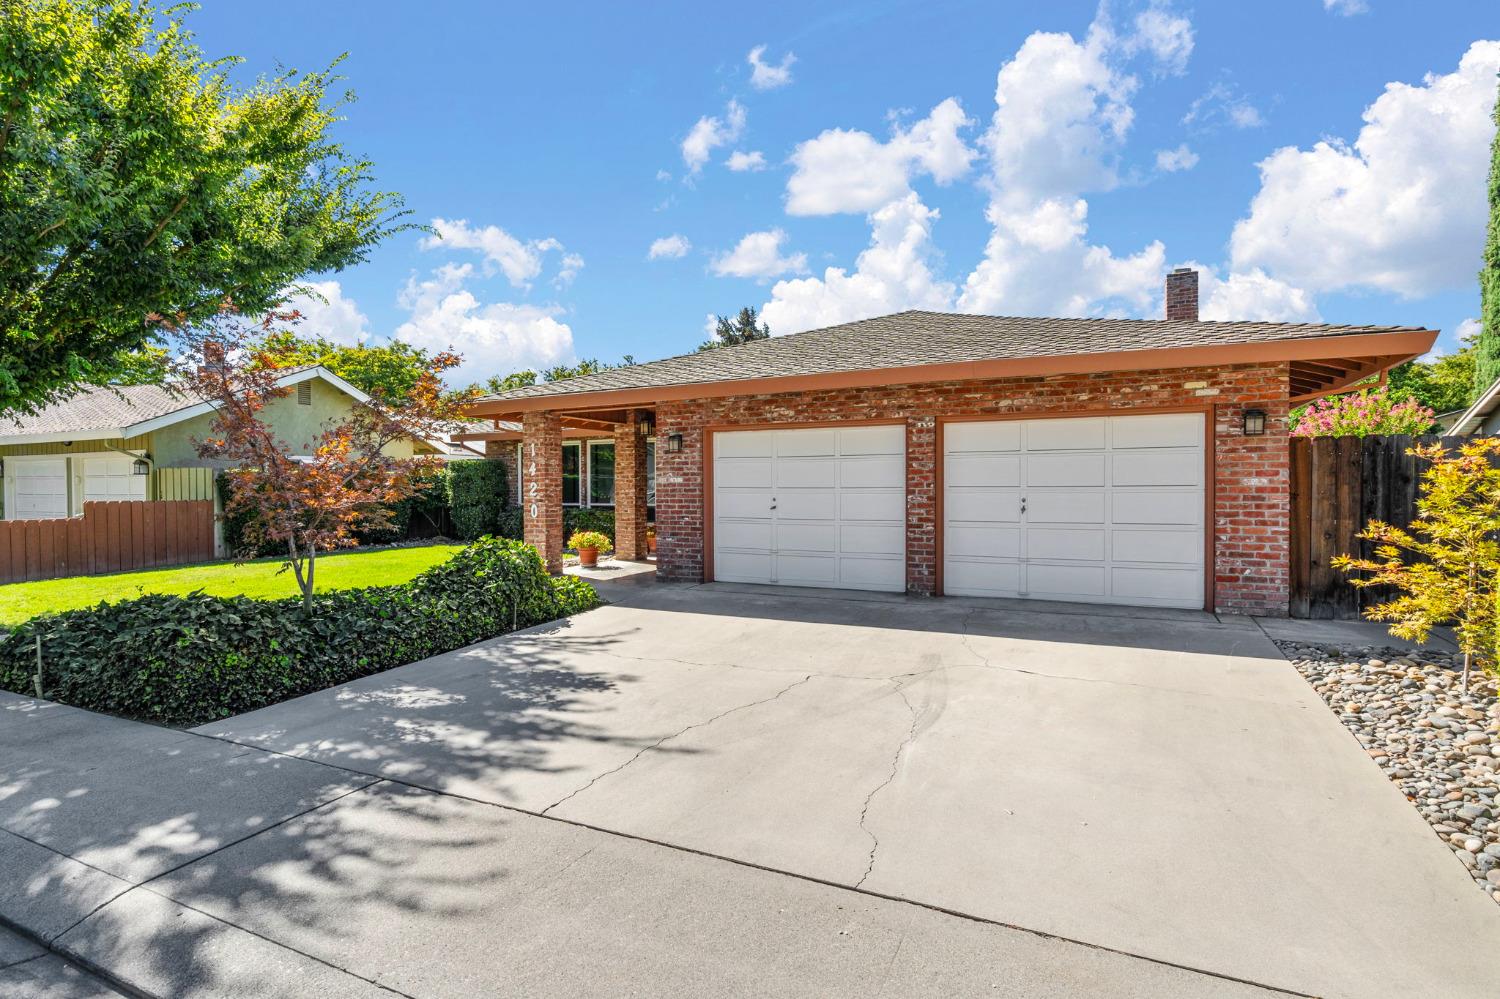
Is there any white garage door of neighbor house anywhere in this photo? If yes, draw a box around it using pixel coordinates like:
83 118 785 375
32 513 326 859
943 412 1206 609
80 455 148 504
5 457 69 520
713 425 906 592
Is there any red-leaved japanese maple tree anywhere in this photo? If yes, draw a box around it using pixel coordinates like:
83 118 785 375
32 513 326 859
179 310 473 609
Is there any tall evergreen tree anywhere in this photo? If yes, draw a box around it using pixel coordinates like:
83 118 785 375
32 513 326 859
699 307 771 351
1474 78 1500 393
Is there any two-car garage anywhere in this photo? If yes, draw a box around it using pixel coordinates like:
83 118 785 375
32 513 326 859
710 411 1207 610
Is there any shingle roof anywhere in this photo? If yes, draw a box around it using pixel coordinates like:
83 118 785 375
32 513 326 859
480 310 1433 403
0 383 196 438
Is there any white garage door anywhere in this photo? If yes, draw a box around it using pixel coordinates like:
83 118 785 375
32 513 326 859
943 413 1206 609
5 457 69 520
713 425 906 592
80 454 147 504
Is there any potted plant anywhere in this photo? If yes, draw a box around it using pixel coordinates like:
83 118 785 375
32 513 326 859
646 524 657 554
568 529 612 567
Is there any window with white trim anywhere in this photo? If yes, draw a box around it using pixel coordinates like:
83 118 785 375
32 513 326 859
588 441 614 507
561 442 581 506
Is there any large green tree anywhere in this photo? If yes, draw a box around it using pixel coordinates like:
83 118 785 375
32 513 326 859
699 306 770 351
1475 78 1500 393
1389 333 1478 414
478 356 635 395
259 330 437 403
0 0 411 414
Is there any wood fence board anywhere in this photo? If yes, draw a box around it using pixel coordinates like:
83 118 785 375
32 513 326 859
0 500 217 585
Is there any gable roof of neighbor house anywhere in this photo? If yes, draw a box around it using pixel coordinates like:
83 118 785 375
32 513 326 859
1450 376 1500 436
0 365 441 450
466 310 1438 416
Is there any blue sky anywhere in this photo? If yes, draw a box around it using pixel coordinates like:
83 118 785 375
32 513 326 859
188 0 1499 383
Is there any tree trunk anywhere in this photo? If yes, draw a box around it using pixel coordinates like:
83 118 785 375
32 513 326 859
302 541 317 612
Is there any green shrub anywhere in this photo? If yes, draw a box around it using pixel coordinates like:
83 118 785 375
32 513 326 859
0 537 599 726
494 508 524 540
564 507 614 542
449 461 511 540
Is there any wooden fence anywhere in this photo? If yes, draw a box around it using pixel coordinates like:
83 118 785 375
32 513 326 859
1288 435 1467 619
0 500 216 585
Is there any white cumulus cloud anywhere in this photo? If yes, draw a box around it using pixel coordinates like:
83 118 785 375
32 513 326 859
711 229 808 280
1155 144 1199 172
726 150 768 172
394 263 574 380
422 218 580 291
1190 264 1321 322
1324 0 1369 16
1230 40 1500 298
648 234 692 260
785 98 975 215
748 45 796 90
682 100 747 173
1122 2 1195 76
280 280 370 345
761 194 956 333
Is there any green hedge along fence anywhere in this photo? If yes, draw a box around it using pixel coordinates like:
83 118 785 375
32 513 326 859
0 537 599 726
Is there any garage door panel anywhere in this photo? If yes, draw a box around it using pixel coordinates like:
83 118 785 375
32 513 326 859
1112 529 1202 565
944 489 1020 523
776 429 838 458
945 421 1020 453
1026 490 1104 525
840 490 904 522
946 525 1021 559
776 458 836 488
1026 453 1105 487
944 559 1021 597
1027 528 1106 561
8 458 69 520
840 455 904 488
716 432 773 458
716 521 773 551
839 426 904 455
715 551 773 583
717 491 773 519
945 454 1021 489
1112 451 1201 487
1110 413 1203 449
1111 566 1203 605
1026 418 1106 451
840 556 904 590
840 523 904 556
776 522 837 554
716 459 772 489
1112 491 1201 526
1028 562 1108 598
775 554 839 585
777 491 837 521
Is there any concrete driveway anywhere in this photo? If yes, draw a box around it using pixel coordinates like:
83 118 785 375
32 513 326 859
4 578 1499 996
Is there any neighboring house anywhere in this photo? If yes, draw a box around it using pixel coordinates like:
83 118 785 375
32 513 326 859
1449 376 1500 435
0 365 439 520
465 268 1435 618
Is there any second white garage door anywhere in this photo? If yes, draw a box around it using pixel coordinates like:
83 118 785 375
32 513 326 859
713 425 905 592
943 412 1206 609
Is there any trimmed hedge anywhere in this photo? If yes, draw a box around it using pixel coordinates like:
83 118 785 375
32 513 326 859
0 538 599 727
449 460 510 541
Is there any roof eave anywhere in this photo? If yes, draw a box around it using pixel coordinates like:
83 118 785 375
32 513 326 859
0 428 125 447
463 328 1439 417
1452 375 1500 435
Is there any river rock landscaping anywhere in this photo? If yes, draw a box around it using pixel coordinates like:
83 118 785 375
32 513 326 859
1276 639 1500 904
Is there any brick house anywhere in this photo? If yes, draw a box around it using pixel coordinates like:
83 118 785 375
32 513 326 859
463 270 1434 616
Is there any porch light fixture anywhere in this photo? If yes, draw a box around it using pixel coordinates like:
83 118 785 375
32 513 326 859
132 458 150 475
665 432 683 453
1242 409 1267 436
638 419 653 437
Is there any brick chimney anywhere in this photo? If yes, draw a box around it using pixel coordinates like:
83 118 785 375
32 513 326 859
1165 267 1199 322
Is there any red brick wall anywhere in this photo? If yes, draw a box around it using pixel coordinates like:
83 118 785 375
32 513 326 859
614 412 649 560
655 361 1290 615
521 412 564 573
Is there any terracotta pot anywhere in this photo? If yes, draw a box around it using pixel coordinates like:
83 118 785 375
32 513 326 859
646 534 657 554
578 547 599 567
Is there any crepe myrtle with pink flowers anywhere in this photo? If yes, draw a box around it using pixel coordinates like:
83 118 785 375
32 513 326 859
1292 388 1437 438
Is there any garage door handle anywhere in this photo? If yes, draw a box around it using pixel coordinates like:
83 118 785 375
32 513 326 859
1020 497 1027 514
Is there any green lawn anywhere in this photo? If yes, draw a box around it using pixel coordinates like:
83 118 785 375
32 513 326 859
0 544 465 626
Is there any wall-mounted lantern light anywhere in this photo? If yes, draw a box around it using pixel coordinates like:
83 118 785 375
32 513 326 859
1242 408 1267 436
639 419 653 437
132 458 151 475
665 432 683 453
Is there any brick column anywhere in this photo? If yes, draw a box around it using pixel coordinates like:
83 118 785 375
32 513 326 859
522 411 563 573
613 410 650 561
